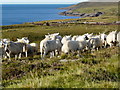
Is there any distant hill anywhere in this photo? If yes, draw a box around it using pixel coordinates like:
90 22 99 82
59 2 118 17
61 2 118 10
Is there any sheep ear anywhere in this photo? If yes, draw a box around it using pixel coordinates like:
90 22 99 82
56 33 59 35
17 38 20 41
45 35 49 38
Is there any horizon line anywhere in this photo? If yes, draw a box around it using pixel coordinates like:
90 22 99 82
0 3 77 4
0 2 80 4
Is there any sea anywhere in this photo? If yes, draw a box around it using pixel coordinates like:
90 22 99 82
2 4 79 26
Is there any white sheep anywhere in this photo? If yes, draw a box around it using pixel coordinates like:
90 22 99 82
17 37 38 56
106 30 117 47
40 35 52 58
40 39 62 59
61 40 88 57
61 35 72 44
72 35 79 41
117 31 120 47
88 37 103 51
4 41 27 60
99 33 107 48
27 43 38 56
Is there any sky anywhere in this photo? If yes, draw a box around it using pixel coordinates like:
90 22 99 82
1 0 89 4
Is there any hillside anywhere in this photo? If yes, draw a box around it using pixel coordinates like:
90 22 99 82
2 18 119 88
59 2 119 17
61 2 118 10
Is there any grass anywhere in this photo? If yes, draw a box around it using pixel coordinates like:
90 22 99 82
1 21 119 44
2 47 119 88
1 16 119 88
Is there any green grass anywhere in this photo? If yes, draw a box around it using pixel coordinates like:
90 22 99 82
2 22 119 44
2 47 119 88
72 5 118 16
1 17 119 88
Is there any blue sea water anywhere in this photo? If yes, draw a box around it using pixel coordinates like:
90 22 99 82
2 4 79 25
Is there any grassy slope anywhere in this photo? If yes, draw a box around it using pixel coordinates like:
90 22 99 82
2 2 120 88
2 47 119 88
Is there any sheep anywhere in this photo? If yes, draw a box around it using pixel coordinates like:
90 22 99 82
106 30 118 47
99 33 107 48
17 37 29 44
40 39 62 59
72 35 79 41
88 37 103 51
61 40 88 57
0 39 11 59
4 41 27 60
0 41 7 59
62 40 79 54
27 43 38 56
76 34 89 51
61 35 72 44
48 33 62 41
117 31 120 47
40 35 52 58
17 37 38 56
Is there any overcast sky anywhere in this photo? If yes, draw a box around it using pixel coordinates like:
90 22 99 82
1 0 89 4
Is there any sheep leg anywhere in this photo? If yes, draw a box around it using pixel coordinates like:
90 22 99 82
18 53 22 59
55 50 58 56
96 47 99 51
25 51 27 57
6 52 11 61
104 41 107 48
40 48 43 59
110 43 112 48
43 50 47 59
77 50 83 58
41 53 43 59
15 55 17 60
53 51 55 57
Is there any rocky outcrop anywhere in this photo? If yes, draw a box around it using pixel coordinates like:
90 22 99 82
59 11 104 17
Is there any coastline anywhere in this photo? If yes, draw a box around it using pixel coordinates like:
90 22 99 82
59 10 104 18
2 4 78 26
